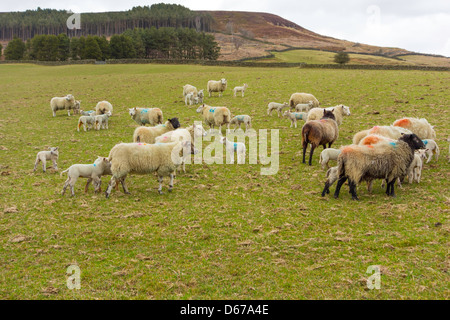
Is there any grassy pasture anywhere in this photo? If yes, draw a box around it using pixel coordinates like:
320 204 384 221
0 64 449 299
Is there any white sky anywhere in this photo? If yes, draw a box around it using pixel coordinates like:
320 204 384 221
1 0 449 57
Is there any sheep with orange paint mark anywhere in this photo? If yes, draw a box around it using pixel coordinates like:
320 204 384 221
352 125 412 145
393 117 436 140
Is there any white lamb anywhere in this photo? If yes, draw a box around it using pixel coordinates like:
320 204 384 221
197 90 204 104
233 84 248 97
422 139 440 163
60 157 111 196
407 150 427 183
185 92 194 106
267 102 289 117
282 110 308 128
306 105 351 126
33 147 59 172
183 84 198 98
50 94 78 117
228 115 252 132
319 148 341 170
94 111 112 130
220 136 246 164
294 101 314 112
207 79 227 97
77 115 96 131
79 109 95 116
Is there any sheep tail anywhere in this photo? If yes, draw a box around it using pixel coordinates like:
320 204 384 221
60 168 69 177
302 126 311 144
77 120 82 129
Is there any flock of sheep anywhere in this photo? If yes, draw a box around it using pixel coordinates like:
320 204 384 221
35 78 441 200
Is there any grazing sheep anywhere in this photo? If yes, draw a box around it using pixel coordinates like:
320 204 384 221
294 101 314 112
353 125 412 145
333 133 425 200
129 107 163 126
289 93 320 110
183 84 198 99
319 148 341 170
77 115 96 132
50 94 78 117
94 111 112 130
105 140 196 197
393 117 436 139
196 104 231 132
207 79 227 97
267 102 289 117
233 84 248 97
61 157 111 196
321 166 374 197
133 118 181 144
358 134 396 146
301 110 339 165
155 123 207 172
422 139 440 163
220 136 246 164
95 101 113 116
306 105 351 126
283 110 308 128
228 115 252 131
185 92 194 106
80 109 95 116
33 147 59 172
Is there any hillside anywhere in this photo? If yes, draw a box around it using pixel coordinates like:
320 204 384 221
203 10 450 67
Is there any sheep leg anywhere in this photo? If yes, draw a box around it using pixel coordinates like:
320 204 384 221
52 159 58 170
294 120 297 129
69 177 78 197
105 176 117 198
93 177 102 193
85 178 92 193
42 159 47 172
33 157 40 172
119 177 130 194
61 178 70 195
349 180 359 200
168 174 174 192
321 181 331 197
333 176 347 199
302 141 308 164
308 144 316 166
386 180 396 197
158 176 164 194
426 152 432 163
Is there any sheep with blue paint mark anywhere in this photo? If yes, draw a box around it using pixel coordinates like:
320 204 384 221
283 110 308 128
196 104 231 132
228 115 252 131
220 136 246 164
421 139 439 163
129 107 163 126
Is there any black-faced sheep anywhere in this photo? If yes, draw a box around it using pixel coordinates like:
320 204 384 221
333 133 425 200
301 110 339 165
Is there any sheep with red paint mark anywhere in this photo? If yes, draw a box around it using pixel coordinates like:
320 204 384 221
393 117 436 140
352 125 412 145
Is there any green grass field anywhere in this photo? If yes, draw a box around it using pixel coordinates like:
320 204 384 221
0 64 449 299
256 49 412 65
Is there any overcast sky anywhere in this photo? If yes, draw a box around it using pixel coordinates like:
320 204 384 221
1 0 449 57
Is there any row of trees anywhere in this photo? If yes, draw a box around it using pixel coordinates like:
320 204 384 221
3 27 220 61
0 4 214 41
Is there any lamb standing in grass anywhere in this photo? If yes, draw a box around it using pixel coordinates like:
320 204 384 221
283 110 308 128
95 101 113 116
228 115 252 132
133 118 181 144
77 114 96 132
422 139 440 163
207 79 227 97
50 94 78 117
33 147 59 172
233 84 248 97
197 90 204 104
267 102 289 117
94 111 112 130
289 93 320 110
294 101 314 112
319 148 341 170
306 105 351 126
61 157 111 196
105 140 196 197
129 107 163 126
183 84 198 99
220 136 246 164
393 117 436 140
196 104 231 132
185 92 194 106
